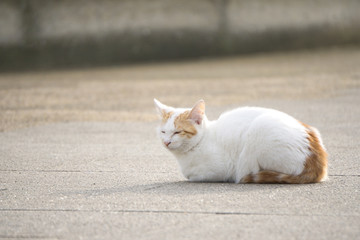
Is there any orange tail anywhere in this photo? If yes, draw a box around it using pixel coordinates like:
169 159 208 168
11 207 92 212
241 169 325 184
242 123 328 184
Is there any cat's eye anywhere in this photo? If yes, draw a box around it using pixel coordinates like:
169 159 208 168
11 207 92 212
174 131 181 135
161 131 165 134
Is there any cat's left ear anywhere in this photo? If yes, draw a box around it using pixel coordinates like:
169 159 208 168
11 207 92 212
154 98 174 116
189 99 205 125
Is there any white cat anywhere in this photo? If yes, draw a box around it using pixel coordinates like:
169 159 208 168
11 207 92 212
154 99 328 184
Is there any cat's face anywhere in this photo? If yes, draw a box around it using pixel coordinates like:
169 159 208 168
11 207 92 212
154 99 206 153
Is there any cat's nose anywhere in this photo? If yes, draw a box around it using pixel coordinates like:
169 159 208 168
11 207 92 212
164 141 171 147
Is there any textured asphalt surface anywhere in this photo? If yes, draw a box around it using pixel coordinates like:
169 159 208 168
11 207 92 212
0 48 359 239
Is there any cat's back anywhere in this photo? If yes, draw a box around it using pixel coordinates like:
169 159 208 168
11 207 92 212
217 106 277 127
215 106 304 138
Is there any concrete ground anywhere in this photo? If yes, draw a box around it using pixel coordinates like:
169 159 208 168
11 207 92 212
0 47 360 239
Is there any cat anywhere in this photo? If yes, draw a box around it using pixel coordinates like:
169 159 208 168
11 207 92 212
154 99 328 184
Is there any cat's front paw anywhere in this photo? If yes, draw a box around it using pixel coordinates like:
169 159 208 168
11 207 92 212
185 174 204 182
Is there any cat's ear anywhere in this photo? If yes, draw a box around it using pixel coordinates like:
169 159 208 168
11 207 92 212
154 98 173 116
189 99 205 125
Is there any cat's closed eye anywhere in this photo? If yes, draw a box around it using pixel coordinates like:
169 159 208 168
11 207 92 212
161 131 165 134
174 131 181 135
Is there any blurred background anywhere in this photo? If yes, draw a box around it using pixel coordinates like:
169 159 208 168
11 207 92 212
0 0 360 131
1 0 360 71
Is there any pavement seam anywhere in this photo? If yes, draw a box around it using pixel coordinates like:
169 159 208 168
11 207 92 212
0 170 358 177
0 170 174 173
0 208 358 217
0 235 56 239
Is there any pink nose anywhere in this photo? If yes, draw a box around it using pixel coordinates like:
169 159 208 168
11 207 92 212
164 141 171 147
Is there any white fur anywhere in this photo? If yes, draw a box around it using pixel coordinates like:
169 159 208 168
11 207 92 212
154 99 314 183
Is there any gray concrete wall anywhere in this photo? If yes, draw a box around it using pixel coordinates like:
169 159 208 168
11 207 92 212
1 0 360 71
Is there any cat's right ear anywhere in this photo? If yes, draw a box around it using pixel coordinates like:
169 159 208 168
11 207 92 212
189 99 205 125
154 98 173 116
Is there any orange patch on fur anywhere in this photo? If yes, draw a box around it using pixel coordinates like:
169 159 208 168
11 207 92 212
299 122 328 182
174 111 197 138
241 121 328 184
161 110 173 123
241 174 254 183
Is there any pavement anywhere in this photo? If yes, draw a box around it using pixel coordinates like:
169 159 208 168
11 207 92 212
0 47 360 239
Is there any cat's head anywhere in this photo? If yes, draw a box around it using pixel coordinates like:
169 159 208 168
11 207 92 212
154 99 207 153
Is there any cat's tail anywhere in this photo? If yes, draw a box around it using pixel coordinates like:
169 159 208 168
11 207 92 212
242 123 328 184
241 169 326 184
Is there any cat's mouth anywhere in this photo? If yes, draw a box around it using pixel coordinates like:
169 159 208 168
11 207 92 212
164 141 180 150
164 141 171 147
